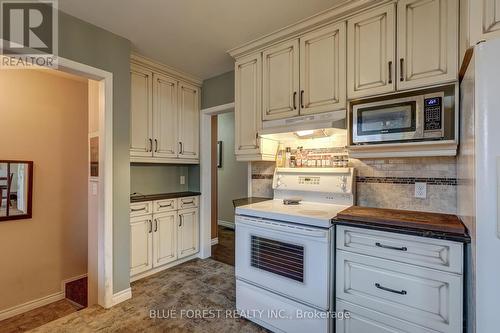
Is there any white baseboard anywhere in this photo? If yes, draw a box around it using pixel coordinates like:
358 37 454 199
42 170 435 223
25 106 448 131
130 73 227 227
218 220 235 229
211 237 219 245
0 291 64 321
111 288 132 307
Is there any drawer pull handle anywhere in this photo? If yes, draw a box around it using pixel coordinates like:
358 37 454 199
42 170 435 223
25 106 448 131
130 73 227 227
131 207 146 212
182 200 194 205
375 283 407 295
375 242 407 251
158 203 173 208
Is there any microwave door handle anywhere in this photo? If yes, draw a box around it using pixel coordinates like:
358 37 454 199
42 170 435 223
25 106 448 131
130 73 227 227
237 217 328 239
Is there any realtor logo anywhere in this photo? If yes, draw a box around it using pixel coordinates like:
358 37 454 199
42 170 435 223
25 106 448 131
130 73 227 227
1 0 58 68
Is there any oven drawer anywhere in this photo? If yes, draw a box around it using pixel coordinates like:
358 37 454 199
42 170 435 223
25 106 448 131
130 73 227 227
337 226 463 274
336 250 462 333
336 300 438 333
178 196 198 209
130 201 153 217
153 198 177 213
236 279 330 333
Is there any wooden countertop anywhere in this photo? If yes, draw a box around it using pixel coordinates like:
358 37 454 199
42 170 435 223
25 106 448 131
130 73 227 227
130 191 201 203
232 197 270 208
335 206 470 243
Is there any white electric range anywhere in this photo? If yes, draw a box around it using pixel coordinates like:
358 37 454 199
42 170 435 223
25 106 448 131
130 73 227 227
235 167 356 333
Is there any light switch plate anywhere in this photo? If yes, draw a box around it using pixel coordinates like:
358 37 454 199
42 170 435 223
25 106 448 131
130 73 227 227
180 175 186 185
415 182 427 199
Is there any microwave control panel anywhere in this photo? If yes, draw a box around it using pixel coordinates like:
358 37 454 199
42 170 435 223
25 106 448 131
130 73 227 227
423 92 444 135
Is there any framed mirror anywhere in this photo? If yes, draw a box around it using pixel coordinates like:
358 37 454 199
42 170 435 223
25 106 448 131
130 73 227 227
0 160 33 221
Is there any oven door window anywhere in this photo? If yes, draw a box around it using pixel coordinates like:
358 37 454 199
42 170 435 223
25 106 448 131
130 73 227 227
251 235 304 283
358 102 416 136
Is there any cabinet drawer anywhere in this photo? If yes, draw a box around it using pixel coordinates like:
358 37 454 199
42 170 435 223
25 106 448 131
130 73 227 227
178 196 198 209
337 226 463 274
130 201 153 217
336 250 462 333
153 198 177 213
336 300 438 333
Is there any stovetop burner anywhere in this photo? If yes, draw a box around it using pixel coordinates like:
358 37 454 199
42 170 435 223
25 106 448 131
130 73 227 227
283 198 302 205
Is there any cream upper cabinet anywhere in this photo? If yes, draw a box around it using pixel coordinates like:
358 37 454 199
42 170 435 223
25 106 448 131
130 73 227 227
397 0 458 90
469 0 500 45
153 212 177 267
177 208 199 259
347 4 396 99
262 39 300 120
130 65 153 157
235 54 261 157
178 82 200 160
153 74 178 158
300 22 347 115
130 215 152 276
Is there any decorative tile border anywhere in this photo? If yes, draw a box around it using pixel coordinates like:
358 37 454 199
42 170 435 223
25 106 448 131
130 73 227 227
252 174 274 180
356 176 457 186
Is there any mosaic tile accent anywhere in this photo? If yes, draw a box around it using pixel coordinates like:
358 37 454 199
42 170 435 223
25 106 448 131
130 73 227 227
356 176 458 186
252 174 274 180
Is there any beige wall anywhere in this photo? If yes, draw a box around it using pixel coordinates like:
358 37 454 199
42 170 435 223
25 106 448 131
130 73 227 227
0 69 88 311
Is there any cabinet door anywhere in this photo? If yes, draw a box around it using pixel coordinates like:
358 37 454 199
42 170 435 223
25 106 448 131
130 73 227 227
153 74 178 158
397 0 458 90
470 0 500 44
178 82 200 160
235 54 261 156
177 208 199 259
130 215 153 276
262 39 300 120
153 212 177 267
347 4 396 98
300 22 346 115
130 65 154 157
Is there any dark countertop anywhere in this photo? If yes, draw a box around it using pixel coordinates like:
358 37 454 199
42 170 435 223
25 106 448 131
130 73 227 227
335 206 470 243
233 197 271 208
131 191 201 203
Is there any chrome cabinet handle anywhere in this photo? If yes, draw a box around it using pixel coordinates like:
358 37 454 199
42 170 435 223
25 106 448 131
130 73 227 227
388 61 393 84
255 132 260 148
293 92 297 110
131 207 146 212
158 203 173 208
179 215 183 227
154 219 158 232
400 58 404 81
375 242 407 251
182 200 194 205
179 142 183 154
154 139 158 153
375 283 407 295
148 220 152 233
300 90 304 109
148 138 153 152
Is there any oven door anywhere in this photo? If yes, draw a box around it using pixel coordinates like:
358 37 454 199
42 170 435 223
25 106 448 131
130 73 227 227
235 215 331 310
352 96 424 143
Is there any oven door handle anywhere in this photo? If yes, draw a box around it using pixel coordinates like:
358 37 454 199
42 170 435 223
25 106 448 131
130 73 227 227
236 217 329 239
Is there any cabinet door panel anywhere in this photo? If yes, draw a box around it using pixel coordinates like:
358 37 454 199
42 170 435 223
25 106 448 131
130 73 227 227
177 208 199 259
348 5 396 98
130 216 153 276
262 40 300 120
178 82 200 160
398 0 458 90
130 66 153 157
153 212 177 267
153 74 178 158
300 22 346 115
235 54 261 156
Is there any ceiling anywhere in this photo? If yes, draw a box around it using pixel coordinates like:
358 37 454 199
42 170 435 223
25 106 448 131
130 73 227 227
59 0 341 80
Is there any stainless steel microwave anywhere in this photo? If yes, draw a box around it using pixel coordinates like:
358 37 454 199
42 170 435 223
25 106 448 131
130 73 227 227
352 91 445 144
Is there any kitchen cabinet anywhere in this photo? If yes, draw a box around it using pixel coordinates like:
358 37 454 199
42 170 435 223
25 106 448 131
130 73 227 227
130 215 153 276
300 22 346 115
129 196 200 280
347 4 396 98
234 54 279 161
262 39 300 121
130 65 153 157
468 0 500 46
336 226 464 333
130 56 201 164
177 208 199 259
397 0 458 90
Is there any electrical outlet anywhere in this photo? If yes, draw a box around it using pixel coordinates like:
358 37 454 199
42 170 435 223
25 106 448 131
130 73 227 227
180 175 185 185
415 182 427 199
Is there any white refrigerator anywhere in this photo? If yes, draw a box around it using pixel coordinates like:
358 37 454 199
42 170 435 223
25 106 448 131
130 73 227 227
458 37 500 333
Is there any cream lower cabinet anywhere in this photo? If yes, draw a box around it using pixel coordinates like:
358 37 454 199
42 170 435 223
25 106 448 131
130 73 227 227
336 226 464 333
130 55 201 164
130 196 199 279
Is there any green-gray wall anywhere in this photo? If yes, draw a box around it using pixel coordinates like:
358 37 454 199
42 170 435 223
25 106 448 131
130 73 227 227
201 71 234 108
131 164 200 194
59 11 131 293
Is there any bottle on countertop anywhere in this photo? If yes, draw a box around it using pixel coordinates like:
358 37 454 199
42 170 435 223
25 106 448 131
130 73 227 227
276 144 284 168
296 147 303 168
285 147 291 168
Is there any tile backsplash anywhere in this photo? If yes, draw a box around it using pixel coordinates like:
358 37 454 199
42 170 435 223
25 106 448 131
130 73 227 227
251 157 457 214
